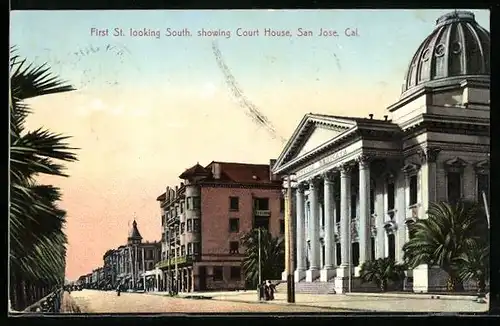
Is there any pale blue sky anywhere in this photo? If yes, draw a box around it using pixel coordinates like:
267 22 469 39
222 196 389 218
10 9 491 279
11 9 490 92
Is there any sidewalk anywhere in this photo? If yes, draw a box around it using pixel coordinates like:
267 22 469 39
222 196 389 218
149 290 489 313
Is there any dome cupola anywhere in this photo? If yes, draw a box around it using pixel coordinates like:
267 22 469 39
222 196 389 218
401 11 490 98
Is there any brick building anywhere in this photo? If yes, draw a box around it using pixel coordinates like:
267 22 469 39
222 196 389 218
156 160 284 292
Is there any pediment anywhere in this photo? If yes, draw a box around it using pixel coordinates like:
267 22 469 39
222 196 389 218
295 126 344 158
402 162 421 174
475 159 489 173
272 114 356 174
444 157 468 169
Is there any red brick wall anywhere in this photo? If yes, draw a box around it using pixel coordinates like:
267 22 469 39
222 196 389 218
200 186 283 256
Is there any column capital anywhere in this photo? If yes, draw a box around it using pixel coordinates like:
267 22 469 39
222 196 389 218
340 162 354 176
356 154 373 169
306 176 322 189
418 147 441 164
297 182 307 193
322 171 336 183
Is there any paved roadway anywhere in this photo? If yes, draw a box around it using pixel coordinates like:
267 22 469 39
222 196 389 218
68 290 339 313
66 289 489 314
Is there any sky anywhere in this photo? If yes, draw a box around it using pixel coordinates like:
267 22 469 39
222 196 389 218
10 9 490 280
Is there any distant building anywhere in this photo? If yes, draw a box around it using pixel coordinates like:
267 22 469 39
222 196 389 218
272 11 490 293
156 160 284 292
111 221 162 290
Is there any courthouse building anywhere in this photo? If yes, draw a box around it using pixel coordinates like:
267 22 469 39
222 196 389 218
272 11 490 293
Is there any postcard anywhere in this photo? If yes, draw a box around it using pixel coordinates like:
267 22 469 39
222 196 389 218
9 9 491 314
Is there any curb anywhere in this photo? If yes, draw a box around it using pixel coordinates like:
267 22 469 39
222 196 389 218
345 292 478 301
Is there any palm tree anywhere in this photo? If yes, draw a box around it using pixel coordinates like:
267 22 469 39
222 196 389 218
10 48 78 311
359 258 406 292
241 228 284 288
457 241 489 295
402 201 488 292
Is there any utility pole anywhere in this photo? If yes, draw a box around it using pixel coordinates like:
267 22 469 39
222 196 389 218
258 227 262 300
482 191 490 229
142 247 146 291
286 175 295 303
128 246 135 289
348 217 352 293
167 226 171 293
174 225 179 294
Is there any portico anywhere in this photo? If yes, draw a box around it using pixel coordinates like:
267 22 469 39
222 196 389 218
273 114 407 293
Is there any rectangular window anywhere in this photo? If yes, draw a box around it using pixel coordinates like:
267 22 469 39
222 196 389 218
352 242 360 266
230 197 239 211
447 172 462 204
388 234 396 261
229 218 240 233
335 198 341 223
181 245 185 257
187 243 193 255
180 202 184 213
187 219 192 232
254 198 269 210
477 173 489 204
254 217 269 230
230 266 241 280
176 248 180 257
229 241 239 254
193 196 201 209
180 222 185 234
279 219 285 234
213 266 223 281
336 243 341 266
186 197 192 210
351 194 357 219
280 198 285 212
387 182 395 210
193 219 200 232
193 242 200 255
370 237 376 261
409 175 418 205
370 187 375 215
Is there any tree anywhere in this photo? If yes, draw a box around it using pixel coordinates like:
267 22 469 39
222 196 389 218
457 241 489 294
359 258 406 292
402 201 488 292
10 48 77 310
241 228 284 288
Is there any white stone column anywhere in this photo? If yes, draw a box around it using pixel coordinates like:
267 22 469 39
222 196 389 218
321 172 336 281
375 176 386 259
335 163 352 293
413 147 440 293
306 178 321 282
295 183 306 281
357 155 372 274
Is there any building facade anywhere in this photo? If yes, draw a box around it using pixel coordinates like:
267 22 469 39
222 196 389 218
272 11 489 294
113 221 162 290
156 161 284 292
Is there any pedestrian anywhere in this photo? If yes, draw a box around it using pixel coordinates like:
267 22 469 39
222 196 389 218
266 280 276 301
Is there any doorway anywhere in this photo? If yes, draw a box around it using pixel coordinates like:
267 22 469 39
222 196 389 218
199 266 207 291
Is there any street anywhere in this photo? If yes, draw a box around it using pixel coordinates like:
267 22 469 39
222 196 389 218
67 290 339 313
65 290 489 313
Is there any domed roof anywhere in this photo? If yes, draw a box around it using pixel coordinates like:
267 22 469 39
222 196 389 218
401 11 490 97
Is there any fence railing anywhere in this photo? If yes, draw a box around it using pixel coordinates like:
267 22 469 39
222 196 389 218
20 288 63 313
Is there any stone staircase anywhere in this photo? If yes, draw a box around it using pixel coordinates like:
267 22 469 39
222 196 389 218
275 280 337 294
